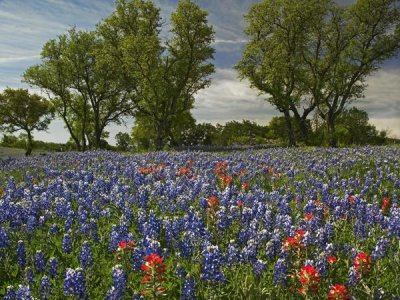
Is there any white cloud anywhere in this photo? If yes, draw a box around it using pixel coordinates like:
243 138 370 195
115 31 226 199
193 68 276 125
357 69 400 120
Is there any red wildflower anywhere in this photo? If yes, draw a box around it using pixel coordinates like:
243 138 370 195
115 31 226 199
214 161 228 175
177 167 191 176
304 213 314 221
284 230 306 251
207 196 220 212
327 255 338 264
348 195 356 204
295 230 306 239
140 253 167 296
382 197 390 211
237 200 244 208
219 175 233 188
284 237 300 251
143 253 166 274
118 240 134 251
297 265 320 295
241 182 249 191
298 265 320 286
328 284 350 300
352 252 371 274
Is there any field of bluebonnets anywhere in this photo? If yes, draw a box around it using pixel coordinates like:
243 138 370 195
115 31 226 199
0 147 400 299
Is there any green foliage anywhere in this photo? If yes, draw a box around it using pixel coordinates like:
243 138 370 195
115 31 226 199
24 27 135 150
115 132 132 152
217 120 269 146
99 0 215 150
238 0 400 147
0 134 67 152
0 88 54 155
181 123 220 147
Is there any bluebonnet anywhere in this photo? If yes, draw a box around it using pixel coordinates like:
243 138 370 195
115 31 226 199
253 259 267 277
16 285 33 300
201 245 225 283
34 250 46 274
4 286 16 300
24 267 34 284
110 265 127 298
48 257 59 278
16 240 26 268
273 258 288 285
347 266 359 286
49 223 60 235
371 237 390 260
227 242 240 264
40 276 52 299
315 254 329 276
62 233 72 254
64 268 87 298
0 226 10 248
109 225 120 252
181 277 196 300
26 215 37 234
175 264 186 279
80 241 93 270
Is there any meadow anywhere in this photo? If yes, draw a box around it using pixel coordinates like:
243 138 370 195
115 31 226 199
0 147 399 299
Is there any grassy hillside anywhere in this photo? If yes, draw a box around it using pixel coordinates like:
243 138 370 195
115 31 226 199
0 146 26 158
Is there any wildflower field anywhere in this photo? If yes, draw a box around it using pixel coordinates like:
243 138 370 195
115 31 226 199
0 147 399 299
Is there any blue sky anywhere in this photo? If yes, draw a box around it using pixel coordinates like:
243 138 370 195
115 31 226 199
0 0 399 144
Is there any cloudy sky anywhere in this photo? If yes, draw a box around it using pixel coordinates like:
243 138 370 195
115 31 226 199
0 0 399 144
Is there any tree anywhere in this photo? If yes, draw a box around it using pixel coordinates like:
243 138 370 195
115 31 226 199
24 28 135 150
181 122 218 146
23 36 85 151
98 0 215 150
302 0 400 147
336 107 387 145
115 132 131 152
236 0 330 146
238 0 400 147
0 88 54 155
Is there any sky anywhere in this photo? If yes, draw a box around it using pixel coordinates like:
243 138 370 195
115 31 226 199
0 0 399 145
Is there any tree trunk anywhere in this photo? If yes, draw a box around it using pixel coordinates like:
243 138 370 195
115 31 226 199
283 110 296 147
25 130 33 156
154 121 167 151
327 112 337 147
291 105 313 144
94 113 101 149
81 102 88 151
154 130 164 151
61 114 81 151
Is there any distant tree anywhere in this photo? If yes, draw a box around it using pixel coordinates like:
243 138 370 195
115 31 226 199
24 28 135 150
23 36 86 151
304 0 400 147
238 0 400 147
236 0 329 146
98 0 215 150
181 123 219 146
220 120 269 146
0 88 54 155
131 111 195 150
336 107 387 145
115 132 131 152
268 116 311 145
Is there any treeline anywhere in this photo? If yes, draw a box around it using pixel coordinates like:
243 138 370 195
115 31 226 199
119 107 390 151
0 106 393 153
0 0 399 155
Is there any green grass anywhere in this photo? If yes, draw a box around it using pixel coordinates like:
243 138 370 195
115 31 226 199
0 146 26 158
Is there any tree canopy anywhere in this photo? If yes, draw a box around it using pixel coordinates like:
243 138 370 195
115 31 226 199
0 88 54 155
237 0 400 147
